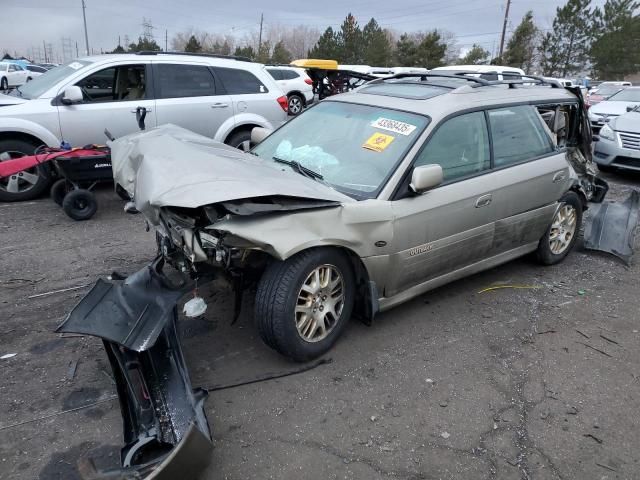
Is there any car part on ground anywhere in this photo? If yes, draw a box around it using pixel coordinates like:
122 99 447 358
583 189 640 265
56 257 213 479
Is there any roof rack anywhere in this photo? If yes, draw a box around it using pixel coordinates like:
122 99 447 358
135 51 252 62
371 72 491 87
491 73 562 88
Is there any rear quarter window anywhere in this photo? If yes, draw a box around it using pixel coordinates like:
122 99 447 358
215 67 268 94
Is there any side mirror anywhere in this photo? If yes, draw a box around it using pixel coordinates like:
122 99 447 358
251 127 273 145
410 164 443 194
61 86 83 105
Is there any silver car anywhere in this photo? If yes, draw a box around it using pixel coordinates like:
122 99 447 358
104 75 606 362
0 53 288 201
588 86 640 135
594 105 640 172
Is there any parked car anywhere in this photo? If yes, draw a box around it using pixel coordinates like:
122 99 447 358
109 73 606 361
0 52 288 201
24 64 48 79
0 62 29 90
589 86 640 135
266 65 314 115
593 105 640 172
586 83 628 108
431 64 526 81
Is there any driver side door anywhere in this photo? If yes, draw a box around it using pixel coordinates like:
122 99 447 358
56 63 156 146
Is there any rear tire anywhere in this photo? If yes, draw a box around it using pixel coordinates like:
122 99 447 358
255 248 355 362
0 139 49 202
225 130 251 152
0 78 7 90
62 189 97 221
536 192 582 265
50 179 70 206
287 94 304 116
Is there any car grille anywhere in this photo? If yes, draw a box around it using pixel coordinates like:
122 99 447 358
612 156 640 169
619 131 640 151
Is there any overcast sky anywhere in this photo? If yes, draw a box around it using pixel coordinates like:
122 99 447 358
2 0 606 62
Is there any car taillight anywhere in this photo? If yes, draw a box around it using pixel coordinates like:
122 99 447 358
304 78 313 85
277 95 288 112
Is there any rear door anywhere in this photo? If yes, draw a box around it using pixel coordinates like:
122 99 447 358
486 105 570 255
152 61 233 138
8 64 28 86
57 62 156 146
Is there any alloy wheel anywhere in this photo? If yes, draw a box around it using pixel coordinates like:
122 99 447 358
295 264 344 342
549 204 577 254
288 96 302 115
0 150 41 195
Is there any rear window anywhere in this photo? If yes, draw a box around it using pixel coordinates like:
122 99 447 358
488 106 554 167
267 68 282 80
215 67 268 94
280 69 299 80
155 64 216 98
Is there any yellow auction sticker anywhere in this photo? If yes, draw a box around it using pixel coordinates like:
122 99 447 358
363 132 395 152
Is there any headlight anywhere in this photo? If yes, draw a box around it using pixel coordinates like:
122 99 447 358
599 123 615 141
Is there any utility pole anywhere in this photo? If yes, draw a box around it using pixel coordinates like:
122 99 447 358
258 13 264 51
165 29 168 51
76 41 79 58
498 0 511 60
81 0 90 55
43 40 48 63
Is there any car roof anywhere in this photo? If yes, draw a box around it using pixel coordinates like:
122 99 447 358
432 65 525 73
331 81 578 119
78 53 257 69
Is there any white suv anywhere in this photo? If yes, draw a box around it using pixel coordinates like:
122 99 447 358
266 66 314 115
0 52 288 201
0 62 30 90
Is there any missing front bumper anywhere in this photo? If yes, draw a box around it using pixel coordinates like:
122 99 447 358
57 257 213 479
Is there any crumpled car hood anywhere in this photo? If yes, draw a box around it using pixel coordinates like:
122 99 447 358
610 111 640 133
109 124 353 222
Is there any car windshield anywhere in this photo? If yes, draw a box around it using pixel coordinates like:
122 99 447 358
594 85 624 96
607 88 640 102
9 60 93 99
252 101 429 199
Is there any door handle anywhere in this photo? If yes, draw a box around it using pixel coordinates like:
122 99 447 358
211 103 229 108
130 107 152 113
475 194 492 208
553 171 567 183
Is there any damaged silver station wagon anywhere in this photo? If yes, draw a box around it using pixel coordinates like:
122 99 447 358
124 74 608 362
58 73 610 478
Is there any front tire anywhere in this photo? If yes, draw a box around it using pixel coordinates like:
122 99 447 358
225 130 251 151
0 77 7 90
0 139 49 202
62 189 97 221
287 94 304 116
536 192 582 265
255 248 355 361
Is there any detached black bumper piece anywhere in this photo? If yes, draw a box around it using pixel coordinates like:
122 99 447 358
57 257 213 480
584 189 640 265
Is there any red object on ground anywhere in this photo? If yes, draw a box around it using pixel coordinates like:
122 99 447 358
0 148 107 179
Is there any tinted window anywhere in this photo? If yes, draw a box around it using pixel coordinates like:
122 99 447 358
27 65 46 73
479 72 498 81
155 64 215 99
415 111 490 182
267 68 282 80
280 69 300 80
8 64 17 72
216 68 267 94
489 106 553 167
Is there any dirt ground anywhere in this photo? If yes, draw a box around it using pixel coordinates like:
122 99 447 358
1 170 639 480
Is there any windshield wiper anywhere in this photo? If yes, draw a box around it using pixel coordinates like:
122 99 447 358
272 156 324 181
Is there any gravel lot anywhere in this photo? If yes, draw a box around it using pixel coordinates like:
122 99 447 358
1 170 639 480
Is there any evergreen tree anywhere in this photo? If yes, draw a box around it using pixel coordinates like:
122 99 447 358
339 13 362 63
415 31 447 68
256 41 271 63
538 0 593 77
184 35 202 53
457 44 490 65
271 40 292 64
234 45 255 59
362 18 392 66
127 36 161 52
111 45 126 54
309 27 341 59
503 11 539 71
590 0 640 79
394 34 418 66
